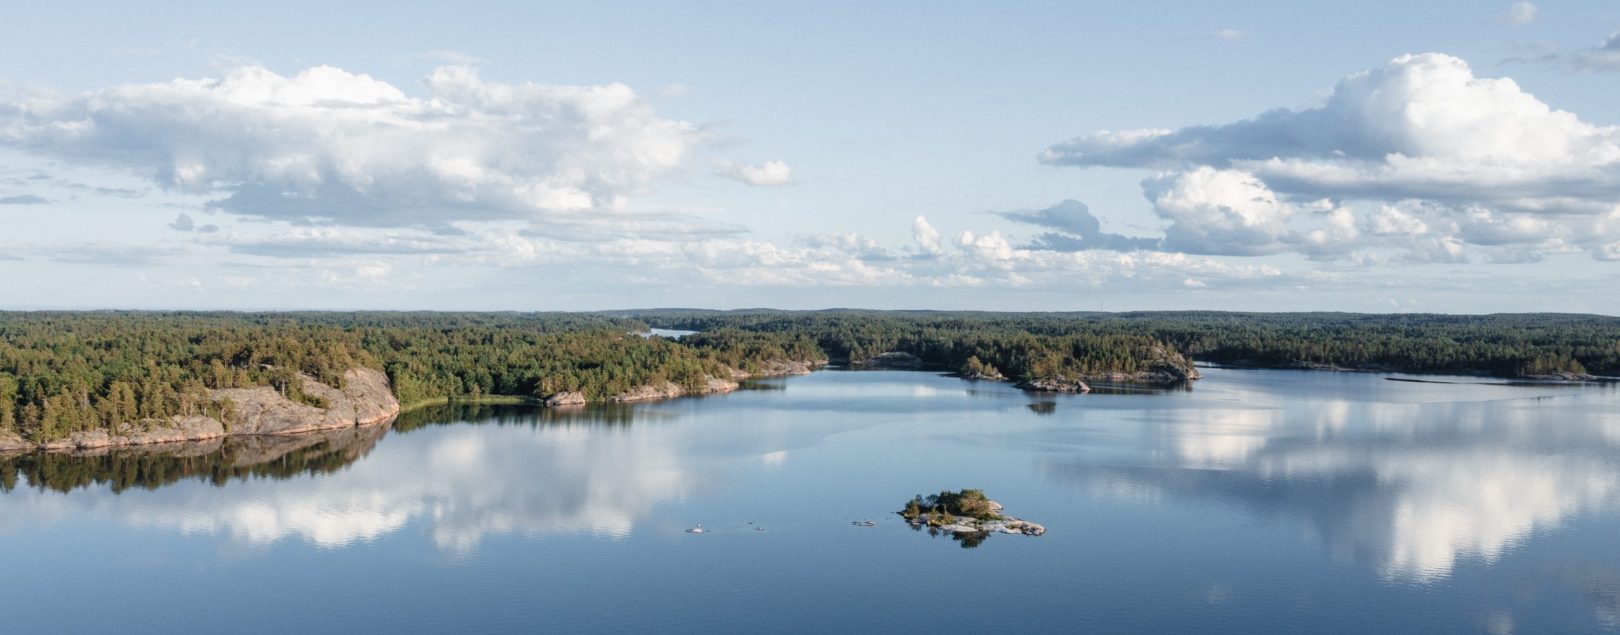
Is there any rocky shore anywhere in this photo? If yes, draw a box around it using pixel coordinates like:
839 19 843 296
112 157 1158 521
0 368 399 453
1017 377 1092 393
927 514 1047 537
542 357 828 407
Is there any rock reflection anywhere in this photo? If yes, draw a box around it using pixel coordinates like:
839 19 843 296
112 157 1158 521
0 424 388 494
1027 401 1057 415
1045 384 1620 582
0 403 696 552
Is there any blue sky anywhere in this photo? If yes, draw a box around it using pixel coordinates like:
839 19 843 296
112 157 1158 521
2 1 1619 312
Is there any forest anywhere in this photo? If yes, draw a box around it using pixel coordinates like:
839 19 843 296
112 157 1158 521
2 310 1617 443
623 309 1620 379
0 312 823 442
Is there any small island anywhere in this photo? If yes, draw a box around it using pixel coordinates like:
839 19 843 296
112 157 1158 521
899 489 1045 546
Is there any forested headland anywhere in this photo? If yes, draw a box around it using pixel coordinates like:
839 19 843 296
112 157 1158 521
2 310 1616 446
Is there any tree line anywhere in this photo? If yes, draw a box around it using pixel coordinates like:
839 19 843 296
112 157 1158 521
4 310 1617 443
0 312 827 442
623 309 1620 378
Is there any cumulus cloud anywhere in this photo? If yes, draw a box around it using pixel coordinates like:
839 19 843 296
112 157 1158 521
0 65 700 227
1574 31 1620 72
715 159 794 186
1502 2 1539 26
196 212 1280 293
1040 53 1620 261
646 216 1278 289
1145 169 1293 256
911 215 944 256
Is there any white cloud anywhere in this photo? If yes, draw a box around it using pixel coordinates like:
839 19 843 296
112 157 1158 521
911 215 944 256
1145 167 1292 256
0 65 702 227
1040 53 1620 261
192 212 1280 293
1215 28 1245 41
715 159 794 186
1502 2 1539 26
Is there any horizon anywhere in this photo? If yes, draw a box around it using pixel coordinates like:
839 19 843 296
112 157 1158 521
4 1 1620 312
1 305 1617 319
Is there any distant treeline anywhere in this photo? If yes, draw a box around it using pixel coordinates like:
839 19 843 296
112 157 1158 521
618 310 1195 381
623 309 1620 379
2 310 1616 443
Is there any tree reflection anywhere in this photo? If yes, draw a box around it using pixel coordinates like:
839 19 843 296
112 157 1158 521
0 424 388 494
0 402 671 494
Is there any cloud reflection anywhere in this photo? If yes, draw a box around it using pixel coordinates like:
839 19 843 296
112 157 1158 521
1047 379 1620 582
1 412 697 552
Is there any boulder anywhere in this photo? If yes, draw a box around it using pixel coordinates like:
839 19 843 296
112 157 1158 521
544 391 588 407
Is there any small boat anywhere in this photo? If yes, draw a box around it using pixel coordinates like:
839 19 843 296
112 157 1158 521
686 524 706 534
852 520 877 527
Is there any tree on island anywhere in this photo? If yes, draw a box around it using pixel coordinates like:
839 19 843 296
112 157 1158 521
899 489 1001 524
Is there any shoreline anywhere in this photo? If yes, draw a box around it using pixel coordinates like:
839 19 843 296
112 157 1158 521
0 408 400 455
1 368 401 454
0 361 828 454
1193 360 1612 383
7 359 1605 455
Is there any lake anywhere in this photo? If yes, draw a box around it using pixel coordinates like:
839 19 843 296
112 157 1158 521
3 368 1619 633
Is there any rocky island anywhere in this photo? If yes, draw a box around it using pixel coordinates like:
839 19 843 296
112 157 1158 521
899 489 1045 547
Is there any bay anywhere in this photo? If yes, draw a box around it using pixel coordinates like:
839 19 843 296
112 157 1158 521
2 368 1618 633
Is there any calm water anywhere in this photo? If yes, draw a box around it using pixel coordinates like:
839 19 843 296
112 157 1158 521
3 368 1620 633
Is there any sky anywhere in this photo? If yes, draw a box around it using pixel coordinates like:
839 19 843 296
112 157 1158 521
2 0 1619 313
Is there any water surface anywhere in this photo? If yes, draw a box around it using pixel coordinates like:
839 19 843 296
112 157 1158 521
3 368 1619 633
